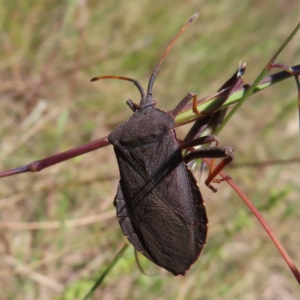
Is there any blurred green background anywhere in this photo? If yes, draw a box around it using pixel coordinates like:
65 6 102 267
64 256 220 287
0 1 300 299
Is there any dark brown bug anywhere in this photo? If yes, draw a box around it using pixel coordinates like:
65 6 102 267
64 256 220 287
91 13 234 275
0 13 235 275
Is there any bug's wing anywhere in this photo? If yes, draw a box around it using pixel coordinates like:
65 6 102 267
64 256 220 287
113 130 207 275
114 184 153 263
115 177 195 275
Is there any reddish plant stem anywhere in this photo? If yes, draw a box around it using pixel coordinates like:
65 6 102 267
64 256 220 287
203 158 300 285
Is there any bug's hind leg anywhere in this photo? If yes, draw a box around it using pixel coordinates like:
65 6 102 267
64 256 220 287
180 136 234 192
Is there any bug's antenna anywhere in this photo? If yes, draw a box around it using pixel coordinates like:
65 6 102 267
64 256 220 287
91 13 199 109
91 75 146 98
145 13 199 98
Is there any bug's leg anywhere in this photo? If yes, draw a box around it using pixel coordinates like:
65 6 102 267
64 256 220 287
0 137 110 178
170 92 198 117
269 63 300 92
171 91 231 119
170 64 246 126
178 65 245 192
269 63 300 75
185 146 234 193
269 63 300 128
172 64 246 119
181 136 234 192
183 64 246 143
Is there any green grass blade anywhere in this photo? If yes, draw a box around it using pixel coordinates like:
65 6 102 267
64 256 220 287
215 21 300 134
82 244 129 300
175 65 300 126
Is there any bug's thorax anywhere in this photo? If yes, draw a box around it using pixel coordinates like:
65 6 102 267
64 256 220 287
108 105 175 148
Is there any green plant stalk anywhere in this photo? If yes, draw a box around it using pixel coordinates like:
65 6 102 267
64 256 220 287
175 64 300 127
215 21 300 135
